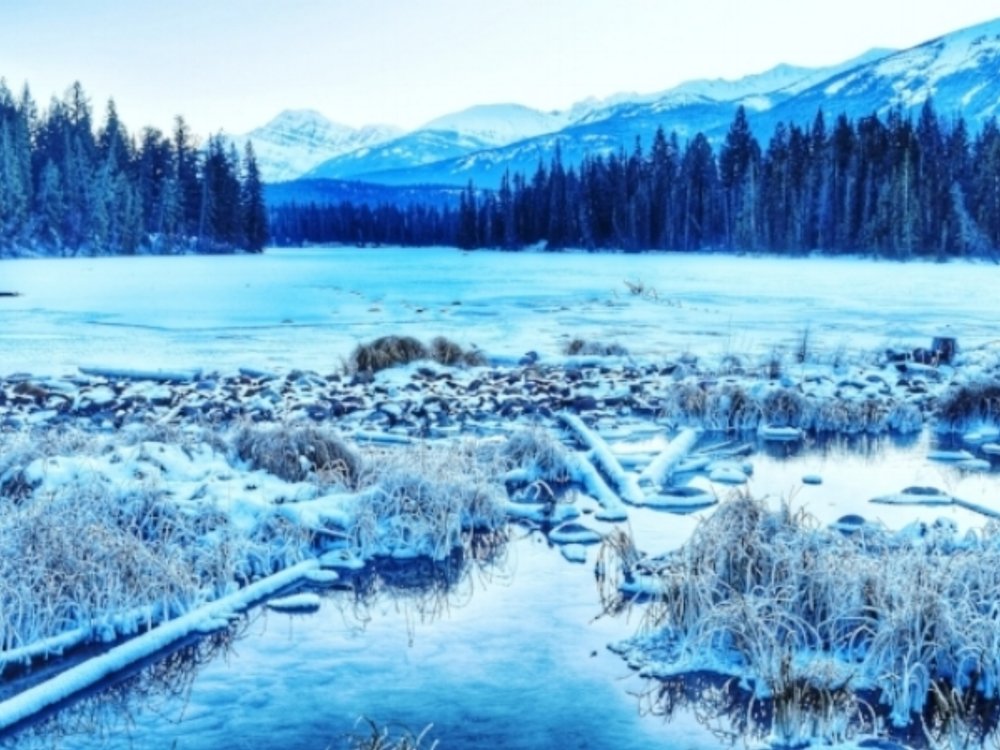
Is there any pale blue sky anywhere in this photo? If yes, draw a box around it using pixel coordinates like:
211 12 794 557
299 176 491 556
1 1 997 136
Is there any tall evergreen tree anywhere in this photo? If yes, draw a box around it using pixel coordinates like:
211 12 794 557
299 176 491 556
241 141 268 252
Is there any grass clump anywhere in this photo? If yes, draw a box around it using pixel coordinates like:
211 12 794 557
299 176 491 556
429 336 486 367
234 423 360 487
705 383 761 431
760 387 808 427
564 338 629 357
667 382 708 423
350 335 484 373
351 335 429 374
937 380 1000 429
498 428 571 482
0 479 241 652
342 718 438 750
602 491 1000 745
352 441 506 560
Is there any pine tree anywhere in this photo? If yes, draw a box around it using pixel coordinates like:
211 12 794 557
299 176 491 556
719 106 761 249
241 141 268 252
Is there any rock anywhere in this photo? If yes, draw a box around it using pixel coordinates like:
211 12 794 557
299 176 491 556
560 544 588 564
318 548 366 570
830 514 868 534
644 486 716 512
802 474 823 485
927 449 974 462
266 593 321 613
548 522 603 545
758 425 803 441
956 458 991 472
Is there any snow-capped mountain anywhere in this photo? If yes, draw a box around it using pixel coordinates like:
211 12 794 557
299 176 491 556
304 130 495 181
304 103 573 181
418 103 572 147
232 109 401 183
774 19 1000 125
342 17 1000 188
259 16 1000 189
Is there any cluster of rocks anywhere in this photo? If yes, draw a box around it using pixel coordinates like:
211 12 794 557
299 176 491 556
0 350 990 441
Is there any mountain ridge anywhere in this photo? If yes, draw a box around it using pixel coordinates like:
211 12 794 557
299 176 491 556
253 15 1000 187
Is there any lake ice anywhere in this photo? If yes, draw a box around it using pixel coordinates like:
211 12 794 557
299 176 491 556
2 247 999 375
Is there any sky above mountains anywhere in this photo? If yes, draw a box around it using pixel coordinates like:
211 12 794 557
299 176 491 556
1 0 998 136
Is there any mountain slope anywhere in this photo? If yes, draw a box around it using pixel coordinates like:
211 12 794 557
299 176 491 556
304 130 495 181
232 109 401 182
775 18 1000 124
346 18 1000 188
418 103 571 147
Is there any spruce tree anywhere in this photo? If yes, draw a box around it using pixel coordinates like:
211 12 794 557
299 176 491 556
241 141 268 252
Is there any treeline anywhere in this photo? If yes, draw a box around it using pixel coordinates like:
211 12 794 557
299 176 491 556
271 101 1000 258
0 80 267 256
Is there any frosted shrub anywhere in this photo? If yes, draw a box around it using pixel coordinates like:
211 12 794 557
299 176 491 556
353 441 506 560
233 422 360 487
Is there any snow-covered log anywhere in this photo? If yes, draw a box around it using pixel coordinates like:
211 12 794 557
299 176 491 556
78 366 203 383
638 428 701 488
0 560 318 732
559 413 645 506
563 452 628 521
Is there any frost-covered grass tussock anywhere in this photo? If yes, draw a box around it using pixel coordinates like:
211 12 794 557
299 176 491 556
662 379 924 435
0 426 314 664
603 492 1000 746
349 335 485 374
234 422 361 486
936 380 1000 432
349 440 506 560
564 338 629 357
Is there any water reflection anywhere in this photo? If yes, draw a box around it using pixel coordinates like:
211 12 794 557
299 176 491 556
635 670 1000 750
0 529 512 749
754 429 922 462
0 622 245 748
341 528 512 639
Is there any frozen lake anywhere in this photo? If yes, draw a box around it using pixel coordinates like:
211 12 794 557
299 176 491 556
2 247 999 376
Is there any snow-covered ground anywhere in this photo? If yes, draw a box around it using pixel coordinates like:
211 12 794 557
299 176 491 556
3 246 1000 376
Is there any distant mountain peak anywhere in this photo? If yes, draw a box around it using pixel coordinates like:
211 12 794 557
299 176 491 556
231 111 402 183
418 103 572 147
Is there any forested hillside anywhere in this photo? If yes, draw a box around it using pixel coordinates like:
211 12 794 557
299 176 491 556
0 81 267 256
271 102 1000 259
